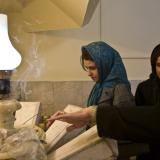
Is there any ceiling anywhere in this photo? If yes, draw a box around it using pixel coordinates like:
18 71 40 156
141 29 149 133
0 0 99 32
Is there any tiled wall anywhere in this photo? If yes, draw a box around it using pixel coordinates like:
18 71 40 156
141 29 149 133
10 80 142 116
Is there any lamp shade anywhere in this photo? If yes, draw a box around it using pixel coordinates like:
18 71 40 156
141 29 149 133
0 14 21 70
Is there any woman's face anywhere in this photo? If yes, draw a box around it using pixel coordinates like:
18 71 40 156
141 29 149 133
83 59 99 82
156 56 160 79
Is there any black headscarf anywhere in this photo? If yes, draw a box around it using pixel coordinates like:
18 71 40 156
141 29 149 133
149 44 160 104
135 44 160 106
150 44 160 76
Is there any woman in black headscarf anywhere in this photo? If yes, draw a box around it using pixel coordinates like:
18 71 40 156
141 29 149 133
135 44 160 160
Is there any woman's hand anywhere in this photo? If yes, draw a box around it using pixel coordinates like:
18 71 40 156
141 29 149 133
47 111 65 128
47 108 93 131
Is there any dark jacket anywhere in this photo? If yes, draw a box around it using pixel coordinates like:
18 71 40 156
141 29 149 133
134 77 160 159
135 78 160 106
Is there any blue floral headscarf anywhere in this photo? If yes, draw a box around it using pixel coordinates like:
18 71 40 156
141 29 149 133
81 41 130 106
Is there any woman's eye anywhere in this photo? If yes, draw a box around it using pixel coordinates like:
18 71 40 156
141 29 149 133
89 67 96 70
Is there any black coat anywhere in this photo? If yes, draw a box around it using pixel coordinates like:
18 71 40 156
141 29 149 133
135 78 160 106
134 76 160 159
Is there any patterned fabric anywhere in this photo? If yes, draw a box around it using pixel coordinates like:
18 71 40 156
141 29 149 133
81 41 130 106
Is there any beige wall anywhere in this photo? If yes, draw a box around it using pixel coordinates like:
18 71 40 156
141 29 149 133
101 0 160 80
8 3 100 81
8 0 160 81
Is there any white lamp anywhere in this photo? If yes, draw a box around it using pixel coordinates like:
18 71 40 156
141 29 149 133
0 14 21 70
0 14 22 97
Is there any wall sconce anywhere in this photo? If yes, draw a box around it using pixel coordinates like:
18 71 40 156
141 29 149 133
0 14 22 98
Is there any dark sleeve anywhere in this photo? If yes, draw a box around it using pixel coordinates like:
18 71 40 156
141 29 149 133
135 84 145 105
96 105 160 143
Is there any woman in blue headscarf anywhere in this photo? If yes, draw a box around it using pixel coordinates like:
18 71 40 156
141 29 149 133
81 41 134 107
47 41 135 130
